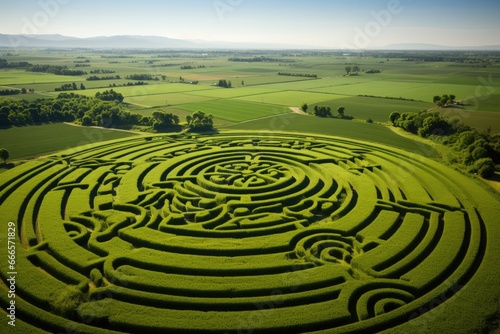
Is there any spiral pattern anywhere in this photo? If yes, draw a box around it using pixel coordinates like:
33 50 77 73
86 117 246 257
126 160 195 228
0 131 495 333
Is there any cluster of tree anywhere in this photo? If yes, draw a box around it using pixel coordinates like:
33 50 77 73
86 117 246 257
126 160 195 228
433 94 456 107
125 74 159 81
0 89 22 96
0 59 32 69
278 72 317 78
54 83 86 92
75 64 90 67
74 59 90 63
345 65 360 75
186 110 214 131
86 75 121 81
0 93 121 127
228 56 294 63
180 65 206 69
95 89 124 103
26 64 87 76
306 104 347 118
108 81 148 88
90 69 116 74
149 111 180 131
217 80 232 88
365 69 382 74
390 111 499 178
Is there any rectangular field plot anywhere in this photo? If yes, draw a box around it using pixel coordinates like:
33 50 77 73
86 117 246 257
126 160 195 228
237 91 342 106
56 83 218 98
177 99 290 122
0 123 139 160
187 86 281 99
305 81 485 103
0 70 83 85
127 92 216 107
313 96 434 122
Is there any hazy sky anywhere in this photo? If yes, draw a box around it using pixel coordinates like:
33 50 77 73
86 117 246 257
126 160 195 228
1 0 499 48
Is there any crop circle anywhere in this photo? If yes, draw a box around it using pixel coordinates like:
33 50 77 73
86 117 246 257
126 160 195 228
0 131 497 333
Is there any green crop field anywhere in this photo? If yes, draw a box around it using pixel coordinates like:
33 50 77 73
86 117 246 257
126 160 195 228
0 131 498 333
178 99 290 122
0 123 139 160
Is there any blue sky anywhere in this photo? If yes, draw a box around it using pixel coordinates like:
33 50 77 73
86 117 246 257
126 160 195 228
1 0 499 48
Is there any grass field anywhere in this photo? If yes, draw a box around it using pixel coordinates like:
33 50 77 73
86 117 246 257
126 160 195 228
0 123 139 160
225 113 439 157
178 99 290 122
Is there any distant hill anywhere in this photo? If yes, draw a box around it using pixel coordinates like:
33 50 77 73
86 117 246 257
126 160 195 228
0 34 198 49
1 34 499 50
379 43 500 51
0 34 311 49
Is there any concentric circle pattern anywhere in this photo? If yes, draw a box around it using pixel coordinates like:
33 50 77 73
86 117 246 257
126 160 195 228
0 132 494 333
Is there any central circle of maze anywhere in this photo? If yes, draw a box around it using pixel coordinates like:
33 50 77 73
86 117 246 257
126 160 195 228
2 133 487 333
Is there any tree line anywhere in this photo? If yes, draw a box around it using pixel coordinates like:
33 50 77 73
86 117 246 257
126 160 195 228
228 56 294 63
390 111 499 178
0 90 213 133
125 74 159 81
86 75 121 81
278 72 317 78
26 64 87 76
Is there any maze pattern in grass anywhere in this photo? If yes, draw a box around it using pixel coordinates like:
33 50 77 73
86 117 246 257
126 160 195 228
0 131 496 333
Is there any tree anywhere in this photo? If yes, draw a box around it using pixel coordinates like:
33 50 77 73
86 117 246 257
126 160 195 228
313 106 331 118
352 65 360 73
389 111 401 125
337 107 345 118
187 110 214 131
301 103 308 113
81 115 93 126
0 148 9 163
72 82 77 90
433 95 441 104
161 75 167 81
80 83 86 90
345 66 352 75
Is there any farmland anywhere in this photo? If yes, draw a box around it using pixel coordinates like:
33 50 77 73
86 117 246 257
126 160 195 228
1 50 500 133
0 49 499 334
0 131 498 333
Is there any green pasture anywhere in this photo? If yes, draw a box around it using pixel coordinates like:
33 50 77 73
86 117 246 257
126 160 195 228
0 69 82 85
0 123 139 160
237 90 342 106
311 96 434 122
127 92 215 107
178 99 290 122
225 113 438 157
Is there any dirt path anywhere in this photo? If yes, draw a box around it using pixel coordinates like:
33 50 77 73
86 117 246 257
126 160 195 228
289 107 308 115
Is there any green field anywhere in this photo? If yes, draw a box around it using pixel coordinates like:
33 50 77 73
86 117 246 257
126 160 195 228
225 113 439 157
0 132 498 333
2 50 499 132
0 123 139 160
178 99 290 122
